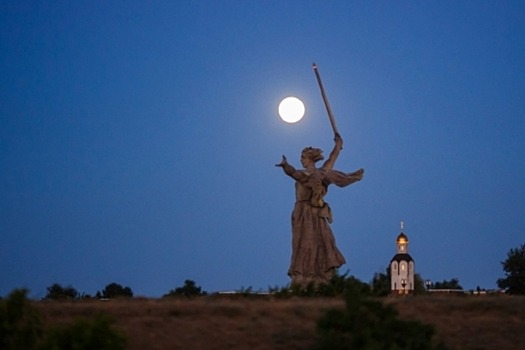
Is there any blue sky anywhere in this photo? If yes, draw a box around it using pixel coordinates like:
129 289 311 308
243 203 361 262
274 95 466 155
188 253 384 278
2 1 524 297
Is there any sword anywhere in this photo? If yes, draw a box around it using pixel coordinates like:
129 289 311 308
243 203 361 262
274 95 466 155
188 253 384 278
312 63 340 137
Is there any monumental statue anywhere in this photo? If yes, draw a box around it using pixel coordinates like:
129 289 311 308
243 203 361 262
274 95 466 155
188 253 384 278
275 64 364 287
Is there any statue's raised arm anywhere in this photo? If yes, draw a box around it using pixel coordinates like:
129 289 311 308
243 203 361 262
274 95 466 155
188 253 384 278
321 133 343 171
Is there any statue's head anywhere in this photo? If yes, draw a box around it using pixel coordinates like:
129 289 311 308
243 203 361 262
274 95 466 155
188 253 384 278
301 147 324 163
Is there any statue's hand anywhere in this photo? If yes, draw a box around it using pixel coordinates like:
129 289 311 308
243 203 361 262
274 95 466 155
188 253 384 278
275 155 288 167
351 168 365 179
334 133 343 148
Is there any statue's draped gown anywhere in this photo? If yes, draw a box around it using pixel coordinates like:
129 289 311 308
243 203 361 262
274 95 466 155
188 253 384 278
288 168 362 286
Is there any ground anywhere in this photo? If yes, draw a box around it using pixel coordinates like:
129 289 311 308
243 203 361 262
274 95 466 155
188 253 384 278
36 294 525 350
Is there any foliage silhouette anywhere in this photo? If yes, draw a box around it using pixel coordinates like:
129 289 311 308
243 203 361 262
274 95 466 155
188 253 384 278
164 280 207 297
370 268 390 296
1 289 128 349
314 288 445 349
497 243 525 294
272 271 370 298
97 283 133 299
432 278 463 290
44 283 79 300
0 289 42 350
413 273 428 294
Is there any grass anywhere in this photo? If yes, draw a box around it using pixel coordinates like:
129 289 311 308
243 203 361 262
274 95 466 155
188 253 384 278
388 295 525 350
34 294 525 350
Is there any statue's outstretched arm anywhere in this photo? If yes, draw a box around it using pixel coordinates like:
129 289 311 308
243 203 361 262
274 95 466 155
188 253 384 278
275 155 303 181
322 133 343 170
326 167 364 187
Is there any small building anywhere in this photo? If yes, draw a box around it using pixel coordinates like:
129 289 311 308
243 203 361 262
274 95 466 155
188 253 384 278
390 222 415 294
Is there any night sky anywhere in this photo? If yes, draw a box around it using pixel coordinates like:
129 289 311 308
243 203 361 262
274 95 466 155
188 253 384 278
2 1 524 298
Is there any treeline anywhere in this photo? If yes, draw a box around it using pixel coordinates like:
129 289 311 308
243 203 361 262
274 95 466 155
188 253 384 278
39 280 207 301
43 282 134 300
34 273 466 301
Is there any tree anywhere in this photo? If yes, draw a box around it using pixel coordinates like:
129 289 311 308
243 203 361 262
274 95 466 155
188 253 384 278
317 271 371 297
497 243 525 294
433 278 463 290
314 288 442 349
96 283 133 299
281 271 370 297
0 289 42 350
164 280 207 297
413 273 427 294
370 268 390 296
44 283 79 300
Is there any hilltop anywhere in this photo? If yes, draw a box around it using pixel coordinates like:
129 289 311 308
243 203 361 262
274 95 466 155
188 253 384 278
34 294 525 350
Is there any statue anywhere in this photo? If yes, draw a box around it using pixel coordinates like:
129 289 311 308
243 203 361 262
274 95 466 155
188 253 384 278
276 133 364 287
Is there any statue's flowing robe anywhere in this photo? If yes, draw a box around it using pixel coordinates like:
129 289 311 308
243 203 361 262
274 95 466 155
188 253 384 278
288 168 362 286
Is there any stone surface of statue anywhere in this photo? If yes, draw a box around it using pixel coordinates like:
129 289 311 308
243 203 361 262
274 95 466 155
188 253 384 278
276 134 364 287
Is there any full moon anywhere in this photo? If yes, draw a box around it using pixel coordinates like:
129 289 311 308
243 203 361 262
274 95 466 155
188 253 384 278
278 97 305 123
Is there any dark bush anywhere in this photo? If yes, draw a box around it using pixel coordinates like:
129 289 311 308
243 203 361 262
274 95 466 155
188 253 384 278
39 314 126 350
314 289 444 349
164 279 207 297
1 289 128 349
44 283 79 300
0 289 42 350
433 278 463 290
97 283 133 299
497 243 525 294
276 271 371 298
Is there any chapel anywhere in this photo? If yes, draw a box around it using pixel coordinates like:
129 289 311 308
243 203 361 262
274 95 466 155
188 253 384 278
390 222 415 294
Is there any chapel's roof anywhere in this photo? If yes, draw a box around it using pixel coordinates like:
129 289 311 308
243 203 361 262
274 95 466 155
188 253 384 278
390 253 414 263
